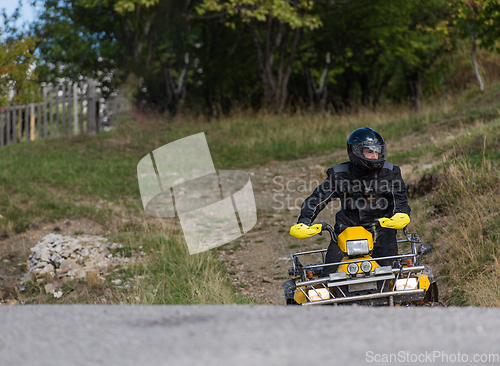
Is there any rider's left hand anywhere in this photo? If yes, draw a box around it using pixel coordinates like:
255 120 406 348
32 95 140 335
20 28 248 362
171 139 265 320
378 213 410 229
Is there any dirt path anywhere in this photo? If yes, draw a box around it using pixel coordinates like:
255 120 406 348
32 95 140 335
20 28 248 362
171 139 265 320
0 147 438 305
217 150 437 305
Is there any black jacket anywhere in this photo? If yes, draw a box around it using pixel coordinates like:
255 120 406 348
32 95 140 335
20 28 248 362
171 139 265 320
298 161 410 232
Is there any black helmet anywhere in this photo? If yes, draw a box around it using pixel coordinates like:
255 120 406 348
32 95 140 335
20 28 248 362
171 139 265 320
347 127 386 170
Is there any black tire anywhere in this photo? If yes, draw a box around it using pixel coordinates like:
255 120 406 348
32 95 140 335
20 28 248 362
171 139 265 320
423 282 439 303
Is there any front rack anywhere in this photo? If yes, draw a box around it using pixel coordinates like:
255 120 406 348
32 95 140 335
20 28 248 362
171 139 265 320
290 226 420 281
288 224 425 306
294 262 426 306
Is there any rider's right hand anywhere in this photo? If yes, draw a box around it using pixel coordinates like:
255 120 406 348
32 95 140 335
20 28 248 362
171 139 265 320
290 223 323 239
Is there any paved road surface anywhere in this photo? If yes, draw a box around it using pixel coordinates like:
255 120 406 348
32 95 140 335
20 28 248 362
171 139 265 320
1 305 499 365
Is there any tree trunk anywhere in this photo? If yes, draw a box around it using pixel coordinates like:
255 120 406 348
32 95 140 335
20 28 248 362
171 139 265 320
372 65 397 108
302 52 331 112
468 23 484 92
407 72 422 111
303 60 315 112
359 73 371 107
156 49 189 115
277 28 300 113
341 76 353 109
247 19 301 112
317 52 331 112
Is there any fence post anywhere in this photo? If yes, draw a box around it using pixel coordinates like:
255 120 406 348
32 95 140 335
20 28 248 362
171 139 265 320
96 93 101 134
30 103 36 141
0 112 4 147
73 82 78 135
62 83 66 136
6 108 10 145
49 85 54 139
43 87 48 139
94 80 99 133
57 85 61 137
87 80 92 133
23 105 28 142
0 81 127 147
79 81 84 134
89 80 96 134
106 100 111 126
66 82 71 136
37 101 41 141
12 107 16 144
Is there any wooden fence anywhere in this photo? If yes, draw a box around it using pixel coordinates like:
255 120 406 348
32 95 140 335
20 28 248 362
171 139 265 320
0 80 129 146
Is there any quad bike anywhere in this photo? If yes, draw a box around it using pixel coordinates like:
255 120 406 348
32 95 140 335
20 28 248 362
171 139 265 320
283 221 438 306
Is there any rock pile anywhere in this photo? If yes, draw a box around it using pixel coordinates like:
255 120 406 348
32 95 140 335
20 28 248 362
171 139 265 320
26 233 129 282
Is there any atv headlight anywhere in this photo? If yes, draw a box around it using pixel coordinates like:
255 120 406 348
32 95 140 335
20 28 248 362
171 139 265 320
346 239 370 255
347 263 359 275
360 261 372 273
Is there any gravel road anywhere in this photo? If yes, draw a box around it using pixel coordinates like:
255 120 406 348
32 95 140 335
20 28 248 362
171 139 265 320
1 305 499 365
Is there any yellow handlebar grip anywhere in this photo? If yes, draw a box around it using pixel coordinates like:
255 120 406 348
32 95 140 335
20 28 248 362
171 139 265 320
290 223 323 239
378 213 410 230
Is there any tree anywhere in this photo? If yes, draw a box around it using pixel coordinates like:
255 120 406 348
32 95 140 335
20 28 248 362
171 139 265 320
447 0 500 91
34 0 196 113
397 0 449 110
0 32 39 106
197 0 321 112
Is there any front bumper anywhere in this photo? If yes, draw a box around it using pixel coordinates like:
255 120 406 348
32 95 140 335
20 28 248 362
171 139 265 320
301 289 425 306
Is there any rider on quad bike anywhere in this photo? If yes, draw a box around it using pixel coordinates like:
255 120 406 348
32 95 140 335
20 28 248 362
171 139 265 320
291 127 411 276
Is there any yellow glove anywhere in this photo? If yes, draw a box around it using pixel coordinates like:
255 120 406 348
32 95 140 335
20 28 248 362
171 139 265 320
378 213 410 230
290 223 323 239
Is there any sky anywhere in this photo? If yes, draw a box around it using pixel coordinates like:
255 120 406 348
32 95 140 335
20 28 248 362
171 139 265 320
0 0 39 29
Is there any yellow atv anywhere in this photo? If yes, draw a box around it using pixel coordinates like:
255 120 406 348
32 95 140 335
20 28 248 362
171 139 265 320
283 222 438 306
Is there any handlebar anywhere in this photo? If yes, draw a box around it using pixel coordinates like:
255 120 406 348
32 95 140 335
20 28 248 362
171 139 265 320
313 222 336 242
315 221 379 232
313 220 381 244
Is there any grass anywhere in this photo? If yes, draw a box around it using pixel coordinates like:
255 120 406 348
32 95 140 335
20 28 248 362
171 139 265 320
20 221 256 305
111 229 255 304
7 81 500 305
431 157 500 307
408 127 500 306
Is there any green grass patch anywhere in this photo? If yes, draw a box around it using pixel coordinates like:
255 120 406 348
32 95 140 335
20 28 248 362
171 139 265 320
8 81 500 306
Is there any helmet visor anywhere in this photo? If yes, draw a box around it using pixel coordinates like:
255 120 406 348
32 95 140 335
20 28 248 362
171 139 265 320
351 143 386 161
364 145 382 153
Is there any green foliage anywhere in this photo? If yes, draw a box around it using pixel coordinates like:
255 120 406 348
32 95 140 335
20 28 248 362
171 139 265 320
5 0 500 113
78 0 160 13
291 0 451 109
197 0 322 30
448 0 500 50
0 33 40 105
34 0 123 95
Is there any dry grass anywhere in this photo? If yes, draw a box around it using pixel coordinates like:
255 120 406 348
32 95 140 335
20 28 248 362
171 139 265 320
9 80 500 306
119 223 250 305
412 152 500 306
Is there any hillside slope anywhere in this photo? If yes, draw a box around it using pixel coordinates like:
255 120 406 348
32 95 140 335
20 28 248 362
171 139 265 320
2 83 500 305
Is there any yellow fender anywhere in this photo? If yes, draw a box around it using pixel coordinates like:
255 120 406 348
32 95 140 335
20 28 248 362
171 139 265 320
294 285 307 304
418 274 431 291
